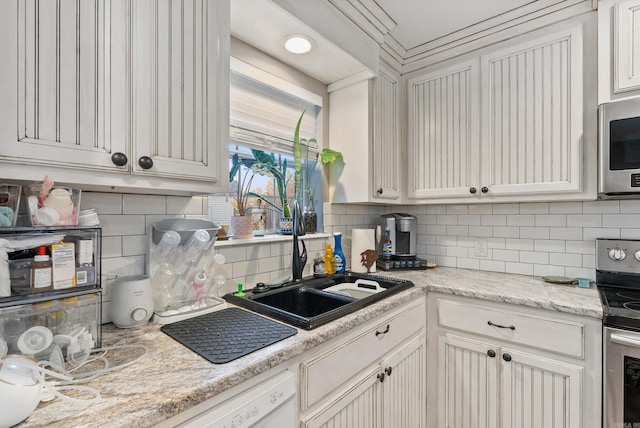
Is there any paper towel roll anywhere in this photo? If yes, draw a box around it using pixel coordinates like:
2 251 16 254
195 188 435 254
350 229 377 273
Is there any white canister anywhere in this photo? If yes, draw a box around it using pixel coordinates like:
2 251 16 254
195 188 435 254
350 229 377 273
110 275 154 328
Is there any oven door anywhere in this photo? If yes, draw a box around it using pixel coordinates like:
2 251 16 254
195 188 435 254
599 99 640 198
605 326 640 427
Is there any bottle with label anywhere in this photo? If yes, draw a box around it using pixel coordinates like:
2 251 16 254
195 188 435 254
324 243 336 275
383 227 393 261
333 232 346 273
31 246 52 291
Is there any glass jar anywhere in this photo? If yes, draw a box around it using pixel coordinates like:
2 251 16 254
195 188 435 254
251 205 266 236
303 206 317 233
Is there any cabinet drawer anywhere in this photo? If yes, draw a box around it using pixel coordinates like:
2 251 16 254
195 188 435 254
300 300 425 411
437 298 584 358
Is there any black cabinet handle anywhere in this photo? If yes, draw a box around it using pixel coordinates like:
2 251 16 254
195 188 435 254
503 353 512 362
376 188 383 194
470 187 477 194
111 152 128 166
138 156 154 170
377 372 385 383
385 367 393 376
487 349 496 358
375 325 390 336
488 320 515 330
481 186 489 193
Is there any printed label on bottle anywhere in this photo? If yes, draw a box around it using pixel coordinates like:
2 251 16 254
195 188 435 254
33 267 52 289
383 242 392 256
335 254 344 272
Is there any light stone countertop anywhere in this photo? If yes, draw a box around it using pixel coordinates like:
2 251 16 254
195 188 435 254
16 266 602 428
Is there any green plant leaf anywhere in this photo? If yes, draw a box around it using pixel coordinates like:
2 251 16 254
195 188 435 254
320 148 343 165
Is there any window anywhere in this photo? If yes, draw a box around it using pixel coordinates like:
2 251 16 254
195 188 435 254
208 58 323 235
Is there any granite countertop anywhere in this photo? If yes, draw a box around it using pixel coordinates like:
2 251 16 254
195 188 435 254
17 266 602 427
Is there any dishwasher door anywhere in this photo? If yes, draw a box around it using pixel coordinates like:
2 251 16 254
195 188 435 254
175 370 296 428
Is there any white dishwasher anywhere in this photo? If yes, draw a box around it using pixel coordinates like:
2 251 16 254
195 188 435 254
162 370 296 428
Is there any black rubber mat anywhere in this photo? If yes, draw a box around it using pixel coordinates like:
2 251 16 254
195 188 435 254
160 308 297 364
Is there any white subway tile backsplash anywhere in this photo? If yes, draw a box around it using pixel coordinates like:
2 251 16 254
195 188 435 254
519 202 549 214
492 249 519 262
583 200 620 213
533 264 564 277
456 258 480 270
123 194 166 215
102 236 123 258
122 235 148 257
479 259 505 272
492 203 520 214
436 214 458 225
468 205 493 215
492 227 519 238
101 214 146 236
603 214 640 228
446 225 469 236
447 205 469 215
552 227 583 241
620 229 640 239
533 240 566 253
447 246 469 258
457 215 481 225
505 262 534 276
520 251 549 264
507 215 535 227
549 202 583 214
549 252 583 268
505 238 534 251
565 240 596 254
82 192 123 214
520 226 549 240
534 215 566 227
481 214 506 226
468 226 493 237
583 227 620 241
167 196 206 215
620 200 640 213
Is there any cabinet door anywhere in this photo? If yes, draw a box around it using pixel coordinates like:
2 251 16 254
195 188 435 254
301 367 382 428
382 334 426 428
615 0 640 93
500 347 582 428
372 64 401 201
407 58 481 199
437 333 499 428
131 0 228 182
479 23 583 196
0 0 128 171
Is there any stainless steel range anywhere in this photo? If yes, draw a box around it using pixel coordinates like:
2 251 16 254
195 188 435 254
597 238 640 427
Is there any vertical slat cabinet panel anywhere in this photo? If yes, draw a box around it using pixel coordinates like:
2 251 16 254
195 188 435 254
480 23 583 196
500 348 582 428
407 58 480 199
382 335 426 428
132 0 228 183
615 0 640 93
373 64 400 201
2 0 128 170
437 334 498 428
302 369 382 428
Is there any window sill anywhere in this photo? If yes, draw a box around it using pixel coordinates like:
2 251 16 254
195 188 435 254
214 232 331 247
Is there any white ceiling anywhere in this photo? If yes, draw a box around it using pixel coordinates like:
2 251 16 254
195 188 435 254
376 0 533 51
230 0 540 84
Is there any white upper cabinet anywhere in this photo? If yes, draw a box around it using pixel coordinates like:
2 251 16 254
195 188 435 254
329 63 402 204
599 0 640 102
0 0 229 195
406 13 597 203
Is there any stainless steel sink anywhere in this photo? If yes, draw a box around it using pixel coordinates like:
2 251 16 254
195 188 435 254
222 273 414 330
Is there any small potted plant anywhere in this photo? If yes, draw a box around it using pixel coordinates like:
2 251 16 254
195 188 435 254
228 153 263 238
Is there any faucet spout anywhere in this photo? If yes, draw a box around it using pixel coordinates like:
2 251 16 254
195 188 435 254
292 199 307 280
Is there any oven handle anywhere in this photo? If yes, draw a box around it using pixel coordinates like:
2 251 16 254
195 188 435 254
610 332 640 348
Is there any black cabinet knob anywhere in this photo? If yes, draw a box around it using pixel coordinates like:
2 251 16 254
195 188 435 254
487 349 496 358
385 367 393 376
377 188 383 194
503 353 512 362
377 372 385 383
111 152 128 167
470 187 477 194
481 186 489 193
138 156 154 170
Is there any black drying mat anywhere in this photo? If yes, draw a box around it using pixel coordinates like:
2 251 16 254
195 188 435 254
160 308 297 364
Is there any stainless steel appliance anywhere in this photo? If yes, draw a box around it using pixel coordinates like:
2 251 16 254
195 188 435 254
599 98 640 199
596 238 640 427
376 213 417 256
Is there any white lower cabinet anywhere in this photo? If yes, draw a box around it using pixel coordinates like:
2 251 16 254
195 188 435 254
427 293 601 428
300 299 427 428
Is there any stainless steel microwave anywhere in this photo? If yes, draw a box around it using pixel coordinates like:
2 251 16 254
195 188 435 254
599 98 640 199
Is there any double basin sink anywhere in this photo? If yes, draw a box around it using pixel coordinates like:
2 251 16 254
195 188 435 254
223 273 414 330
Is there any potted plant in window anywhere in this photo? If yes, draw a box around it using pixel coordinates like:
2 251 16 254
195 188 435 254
244 150 294 234
229 153 263 239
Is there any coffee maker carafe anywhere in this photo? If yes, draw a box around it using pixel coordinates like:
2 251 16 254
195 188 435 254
377 213 417 256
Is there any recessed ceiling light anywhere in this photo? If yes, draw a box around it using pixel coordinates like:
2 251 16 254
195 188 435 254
283 35 315 54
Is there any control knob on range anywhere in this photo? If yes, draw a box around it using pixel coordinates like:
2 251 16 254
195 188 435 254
635 250 640 262
609 248 626 261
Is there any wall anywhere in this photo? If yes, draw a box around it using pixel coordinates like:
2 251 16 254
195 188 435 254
94 190 632 322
